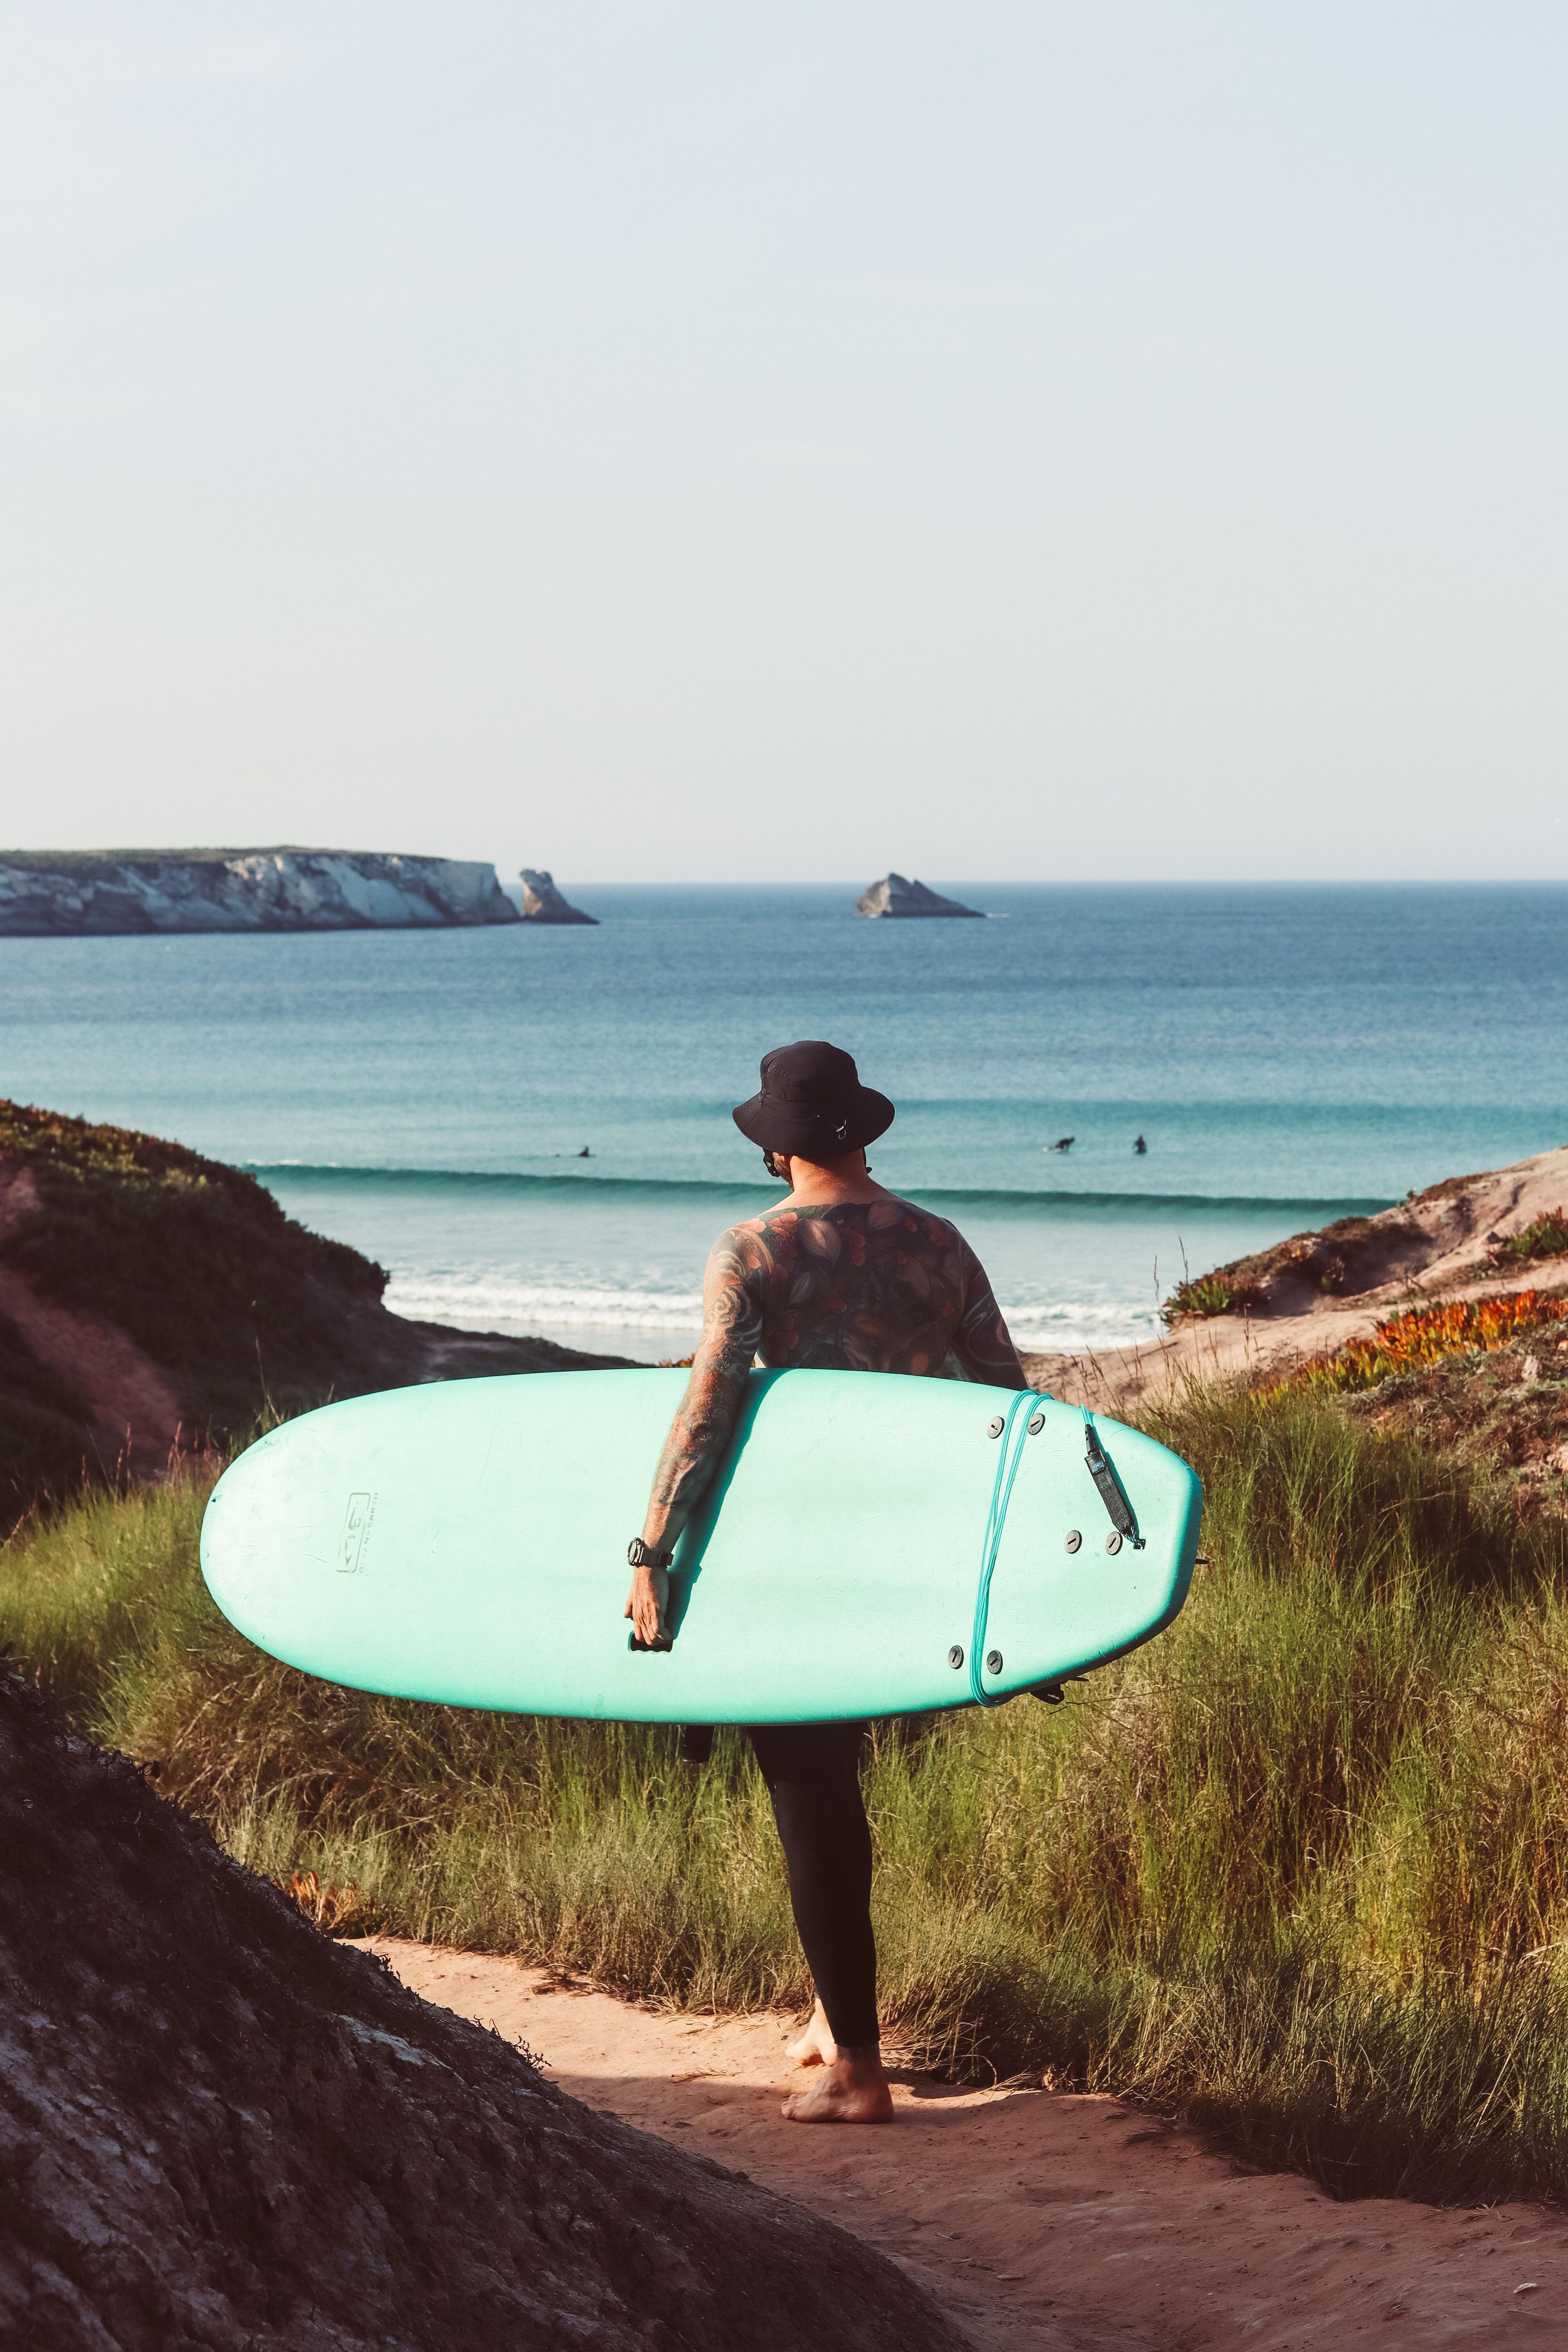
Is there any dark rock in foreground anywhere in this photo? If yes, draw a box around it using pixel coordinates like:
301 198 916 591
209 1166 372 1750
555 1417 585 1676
0 849 521 935
0 1674 966 2352
519 867 598 924
856 873 983 919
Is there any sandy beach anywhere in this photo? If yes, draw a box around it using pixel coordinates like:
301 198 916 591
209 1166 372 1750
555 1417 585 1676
365 1939 1568 2351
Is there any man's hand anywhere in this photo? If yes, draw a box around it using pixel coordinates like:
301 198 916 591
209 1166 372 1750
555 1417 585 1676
624 1560 671 1649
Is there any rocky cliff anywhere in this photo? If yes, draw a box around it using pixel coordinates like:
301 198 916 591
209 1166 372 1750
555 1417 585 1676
0 849 521 935
856 873 983 919
519 867 597 924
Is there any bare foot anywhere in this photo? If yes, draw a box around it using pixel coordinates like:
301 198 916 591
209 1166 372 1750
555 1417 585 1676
784 1998 837 2069
781 2047 894 2125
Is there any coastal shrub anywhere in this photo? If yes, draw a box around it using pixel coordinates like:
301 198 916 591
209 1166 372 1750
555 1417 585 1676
1158 1272 1259 1327
0 1099 386 1451
0 1098 628 1530
1504 1207 1568 1263
7 1382 1568 2205
0 1307 107 1526
1298 1286 1568 1395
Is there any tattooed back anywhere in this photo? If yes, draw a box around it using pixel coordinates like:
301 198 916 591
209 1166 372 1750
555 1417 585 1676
703 1197 1022 1385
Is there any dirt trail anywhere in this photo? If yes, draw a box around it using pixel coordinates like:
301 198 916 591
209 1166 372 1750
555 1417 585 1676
364 1940 1568 2352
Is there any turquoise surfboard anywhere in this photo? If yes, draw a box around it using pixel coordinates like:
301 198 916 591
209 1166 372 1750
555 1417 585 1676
199 1370 1201 1723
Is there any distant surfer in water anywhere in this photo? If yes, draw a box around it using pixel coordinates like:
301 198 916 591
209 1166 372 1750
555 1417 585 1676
625 1040 1030 2124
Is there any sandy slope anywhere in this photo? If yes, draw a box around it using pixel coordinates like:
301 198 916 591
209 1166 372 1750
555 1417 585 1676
1023 1142 1568 1411
363 1940 1568 2352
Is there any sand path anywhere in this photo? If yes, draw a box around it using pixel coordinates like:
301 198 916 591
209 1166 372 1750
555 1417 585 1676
361 1939 1568 2350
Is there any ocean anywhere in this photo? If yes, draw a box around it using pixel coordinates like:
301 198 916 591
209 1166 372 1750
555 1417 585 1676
3 882 1566 1361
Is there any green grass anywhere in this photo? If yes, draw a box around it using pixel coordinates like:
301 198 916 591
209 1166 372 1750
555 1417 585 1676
1506 1207 1568 1263
6 1385 1568 2203
1159 1272 1259 1326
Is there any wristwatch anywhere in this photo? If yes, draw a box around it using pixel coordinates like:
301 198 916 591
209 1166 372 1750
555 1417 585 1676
627 1537 674 1570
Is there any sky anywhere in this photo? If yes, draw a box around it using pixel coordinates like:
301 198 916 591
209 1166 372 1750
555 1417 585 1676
1 2 1565 885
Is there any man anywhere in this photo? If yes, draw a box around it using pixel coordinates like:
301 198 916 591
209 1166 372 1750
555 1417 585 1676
624 1040 1030 2123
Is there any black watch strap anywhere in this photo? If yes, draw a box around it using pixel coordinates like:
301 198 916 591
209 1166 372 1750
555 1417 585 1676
628 1537 674 1570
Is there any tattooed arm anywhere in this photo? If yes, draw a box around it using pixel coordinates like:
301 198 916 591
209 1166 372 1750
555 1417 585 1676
951 1239 1032 1391
624 1224 764 1646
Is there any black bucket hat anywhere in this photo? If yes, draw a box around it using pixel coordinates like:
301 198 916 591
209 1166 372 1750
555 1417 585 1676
732 1040 895 1158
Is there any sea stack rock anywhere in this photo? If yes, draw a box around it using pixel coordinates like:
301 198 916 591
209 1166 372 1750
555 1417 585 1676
855 873 983 919
0 850 520 936
519 869 597 925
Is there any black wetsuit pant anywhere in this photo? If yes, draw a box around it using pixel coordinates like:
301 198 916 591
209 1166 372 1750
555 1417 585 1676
745 1721 878 2050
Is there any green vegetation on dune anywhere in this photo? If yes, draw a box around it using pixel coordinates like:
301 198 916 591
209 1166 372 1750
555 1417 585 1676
1159 1271 1260 1325
0 1100 384 1401
7 1382 1568 2203
0 1100 628 1527
0 1102 388 1513
1505 1207 1568 1263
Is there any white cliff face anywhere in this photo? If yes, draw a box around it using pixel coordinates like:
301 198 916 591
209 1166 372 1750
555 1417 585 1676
0 851 522 935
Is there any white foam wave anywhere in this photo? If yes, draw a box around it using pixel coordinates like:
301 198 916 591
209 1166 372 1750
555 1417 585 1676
1004 1312 1161 1351
1002 1297 1162 1340
385 1268 1160 1353
383 1273 706 1332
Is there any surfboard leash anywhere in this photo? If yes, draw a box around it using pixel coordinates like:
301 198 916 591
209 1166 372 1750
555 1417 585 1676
969 1388 1039 1707
1080 1408 1143 1548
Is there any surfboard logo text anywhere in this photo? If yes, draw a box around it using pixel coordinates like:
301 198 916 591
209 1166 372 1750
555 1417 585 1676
339 1490 376 1573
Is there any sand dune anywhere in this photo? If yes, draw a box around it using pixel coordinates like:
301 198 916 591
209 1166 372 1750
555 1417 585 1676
1024 1141 1568 1411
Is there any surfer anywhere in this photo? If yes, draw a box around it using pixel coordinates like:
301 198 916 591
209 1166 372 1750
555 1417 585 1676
625 1040 1030 2125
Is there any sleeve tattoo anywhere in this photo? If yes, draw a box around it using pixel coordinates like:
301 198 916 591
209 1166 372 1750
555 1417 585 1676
644 1227 765 1534
953 1243 1031 1389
